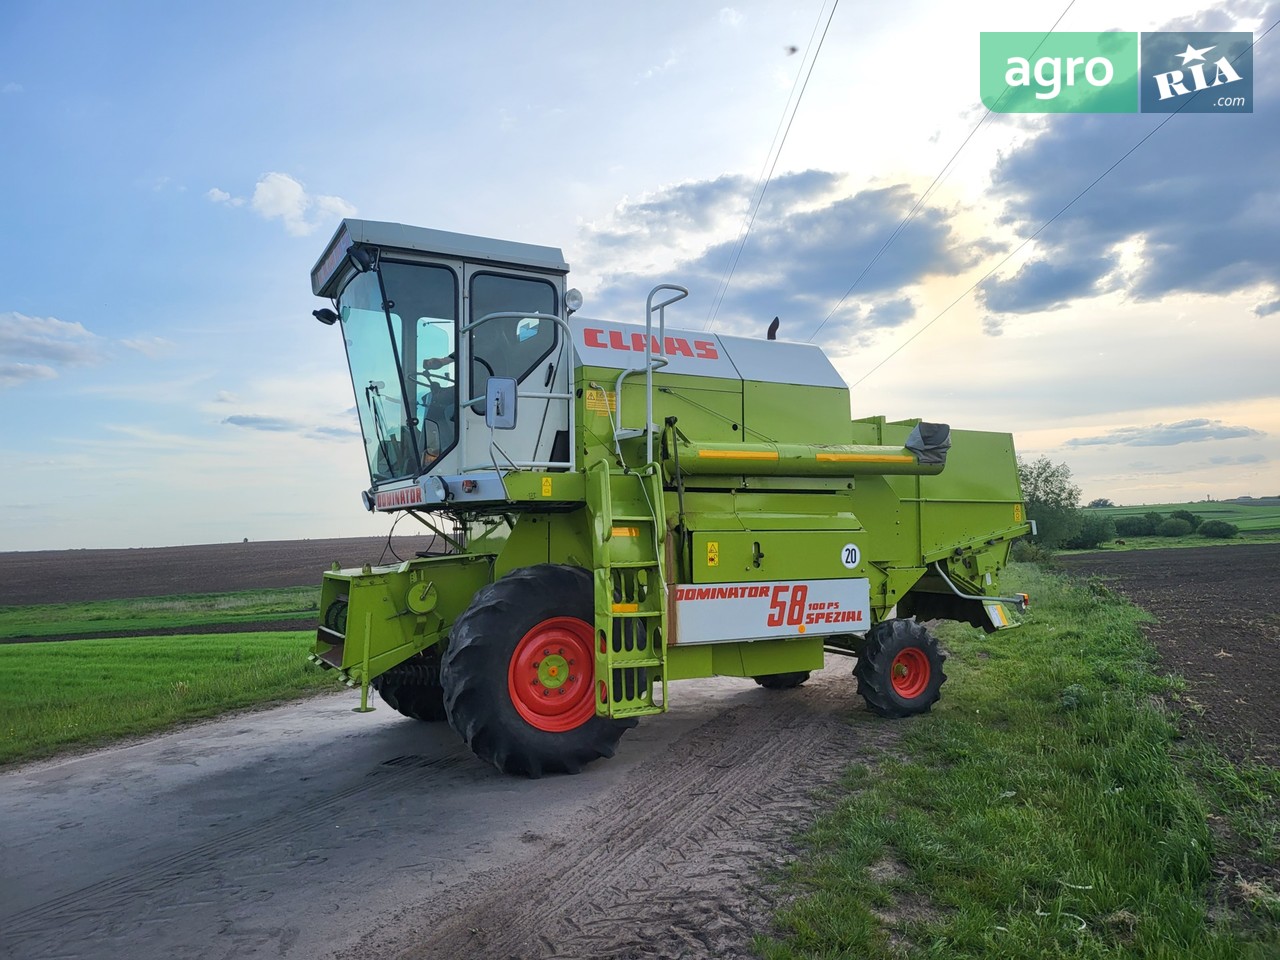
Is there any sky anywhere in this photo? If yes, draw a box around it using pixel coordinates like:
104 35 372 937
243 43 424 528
1 0 1277 551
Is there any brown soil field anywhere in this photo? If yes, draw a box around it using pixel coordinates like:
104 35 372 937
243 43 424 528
0 535 442 606
1061 542 1280 764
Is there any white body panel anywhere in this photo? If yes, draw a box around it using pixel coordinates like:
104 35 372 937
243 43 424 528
672 578 871 645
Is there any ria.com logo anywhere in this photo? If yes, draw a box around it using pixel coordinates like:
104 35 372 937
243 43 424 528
980 31 1253 113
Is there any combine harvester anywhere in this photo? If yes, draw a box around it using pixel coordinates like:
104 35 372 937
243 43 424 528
307 219 1029 776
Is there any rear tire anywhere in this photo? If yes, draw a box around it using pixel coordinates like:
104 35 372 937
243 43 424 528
373 651 447 722
752 671 811 690
441 564 635 777
854 619 946 718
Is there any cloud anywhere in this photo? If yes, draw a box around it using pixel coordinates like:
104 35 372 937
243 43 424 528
865 297 916 328
583 170 978 348
120 336 176 358
0 362 57 389
0 313 105 380
214 390 239 404
222 414 301 432
251 172 356 237
1255 298 1280 316
2 82 22 95
205 187 244 207
719 7 743 27
1208 453 1268 466
207 173 355 235
1066 418 1266 447
979 8 1280 318
311 425 362 440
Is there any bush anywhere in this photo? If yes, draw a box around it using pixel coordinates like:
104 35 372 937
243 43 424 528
1011 538 1056 565
1198 519 1239 538
1064 513 1117 549
1156 518 1194 537
1169 509 1202 530
1115 515 1158 537
1143 511 1164 528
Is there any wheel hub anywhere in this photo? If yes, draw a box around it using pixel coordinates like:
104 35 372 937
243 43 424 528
890 647 931 699
508 617 595 732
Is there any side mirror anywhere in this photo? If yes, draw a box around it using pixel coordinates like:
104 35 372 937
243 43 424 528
485 377 518 430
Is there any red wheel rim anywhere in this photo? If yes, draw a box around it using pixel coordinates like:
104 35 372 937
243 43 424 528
890 648 931 700
507 616 596 732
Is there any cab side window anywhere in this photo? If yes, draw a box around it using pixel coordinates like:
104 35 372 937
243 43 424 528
469 274 557 398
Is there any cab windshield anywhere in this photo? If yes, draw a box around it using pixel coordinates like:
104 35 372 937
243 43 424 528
338 261 457 484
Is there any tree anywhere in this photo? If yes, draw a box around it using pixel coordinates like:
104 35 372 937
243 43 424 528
1198 519 1238 538
1018 456 1083 548
1169 509 1202 530
1087 498 1115 508
1064 513 1117 549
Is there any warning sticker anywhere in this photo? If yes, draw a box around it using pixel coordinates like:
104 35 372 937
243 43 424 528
706 541 720 567
673 579 871 645
585 388 617 415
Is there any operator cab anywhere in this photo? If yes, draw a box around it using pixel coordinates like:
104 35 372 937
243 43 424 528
311 220 574 512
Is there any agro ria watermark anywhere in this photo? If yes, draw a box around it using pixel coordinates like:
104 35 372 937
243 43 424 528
980 30 1253 113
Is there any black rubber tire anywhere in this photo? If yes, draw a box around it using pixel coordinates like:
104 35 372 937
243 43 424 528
854 619 947 718
441 564 635 778
372 650 447 722
752 671 811 690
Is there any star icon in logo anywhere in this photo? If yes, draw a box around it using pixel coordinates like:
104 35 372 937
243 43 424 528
1177 43 1216 65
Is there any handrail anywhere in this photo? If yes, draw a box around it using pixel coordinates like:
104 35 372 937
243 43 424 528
612 284 688 465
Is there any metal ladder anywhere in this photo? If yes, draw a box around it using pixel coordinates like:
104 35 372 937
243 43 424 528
586 459 668 719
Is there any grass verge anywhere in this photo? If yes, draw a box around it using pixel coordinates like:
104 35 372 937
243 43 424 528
0 632 334 765
0 586 319 639
759 564 1278 959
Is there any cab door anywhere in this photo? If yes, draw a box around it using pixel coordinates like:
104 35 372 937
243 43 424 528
459 265 569 471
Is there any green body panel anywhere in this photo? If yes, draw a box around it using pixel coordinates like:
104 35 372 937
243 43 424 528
315 554 494 682
666 635 826 680
743 382 851 444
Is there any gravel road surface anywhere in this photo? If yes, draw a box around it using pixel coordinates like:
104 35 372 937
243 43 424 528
1 660 888 960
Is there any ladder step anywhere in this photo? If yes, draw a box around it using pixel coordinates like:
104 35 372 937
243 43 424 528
608 610 662 619
606 657 663 668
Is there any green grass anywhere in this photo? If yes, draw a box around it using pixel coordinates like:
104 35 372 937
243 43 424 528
759 565 1278 959
0 632 334 765
0 586 320 639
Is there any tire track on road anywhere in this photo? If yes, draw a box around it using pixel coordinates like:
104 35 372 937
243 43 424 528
361 669 896 960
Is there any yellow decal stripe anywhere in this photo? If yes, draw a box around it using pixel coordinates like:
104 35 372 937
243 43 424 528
612 603 639 613
697 449 779 461
611 526 640 538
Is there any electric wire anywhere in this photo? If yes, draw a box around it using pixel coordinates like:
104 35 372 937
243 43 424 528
849 18 1278 388
705 0 840 331
806 0 1078 345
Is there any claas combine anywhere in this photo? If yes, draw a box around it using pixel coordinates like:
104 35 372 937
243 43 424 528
307 219 1030 777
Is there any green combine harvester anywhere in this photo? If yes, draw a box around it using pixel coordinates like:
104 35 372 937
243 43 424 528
308 219 1030 776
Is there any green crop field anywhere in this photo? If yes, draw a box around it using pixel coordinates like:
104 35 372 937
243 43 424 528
1064 498 1280 552
0 586 319 640
0 631 333 765
1097 498 1280 533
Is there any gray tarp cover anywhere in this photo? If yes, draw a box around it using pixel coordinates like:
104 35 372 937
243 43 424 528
905 422 951 465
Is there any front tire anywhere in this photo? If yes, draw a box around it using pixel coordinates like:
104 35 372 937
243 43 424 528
441 564 635 777
373 650 447 722
854 619 946 718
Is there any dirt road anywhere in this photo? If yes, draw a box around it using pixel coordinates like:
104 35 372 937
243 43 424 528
0 661 889 960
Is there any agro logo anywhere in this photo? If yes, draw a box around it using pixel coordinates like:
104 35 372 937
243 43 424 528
582 327 719 360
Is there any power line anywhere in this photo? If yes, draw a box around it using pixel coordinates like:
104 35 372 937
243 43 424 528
850 18 1278 389
705 0 840 331
806 0 1078 344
